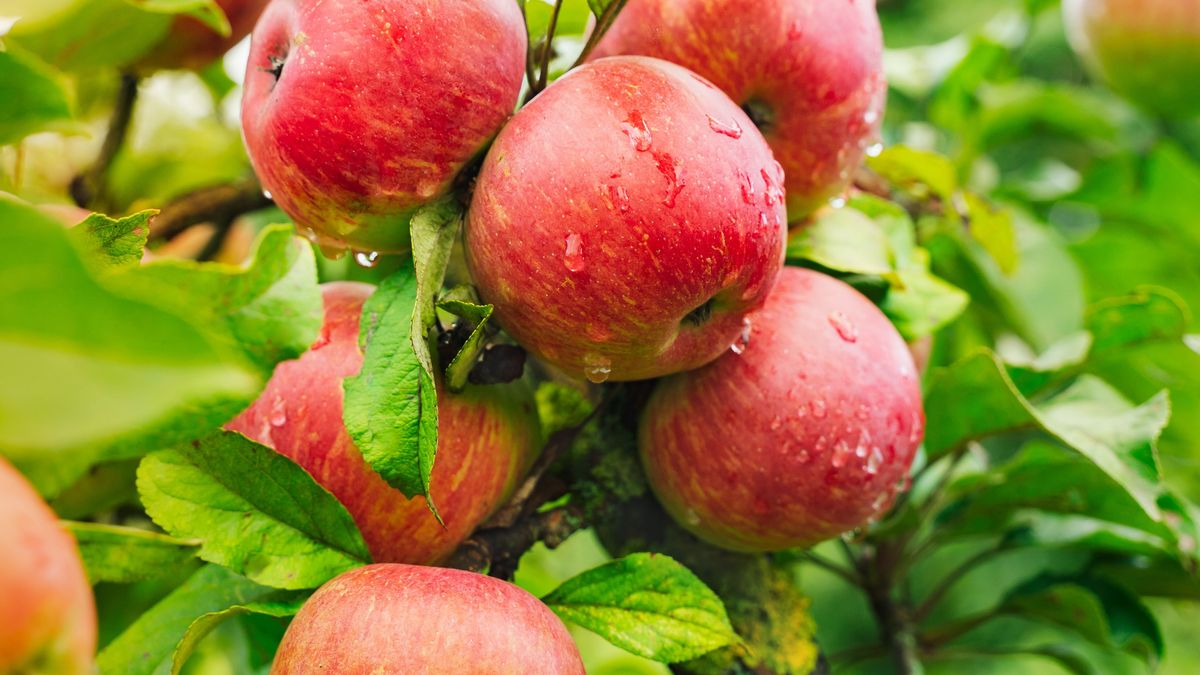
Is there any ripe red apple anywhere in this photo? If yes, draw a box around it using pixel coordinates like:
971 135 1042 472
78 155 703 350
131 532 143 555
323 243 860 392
465 56 787 383
227 282 541 564
271 564 585 674
141 0 270 71
0 458 96 675
1063 0 1200 118
639 267 923 552
241 0 527 254
591 0 886 220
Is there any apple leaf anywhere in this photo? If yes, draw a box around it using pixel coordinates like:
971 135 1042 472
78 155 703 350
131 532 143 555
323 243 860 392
97 564 278 675
786 207 896 279
0 47 79 145
438 291 495 393
124 0 232 36
0 196 259 496
108 225 323 377
542 553 739 663
171 593 308 675
137 431 371 590
963 192 1018 275
65 522 199 584
868 145 958 202
67 210 154 270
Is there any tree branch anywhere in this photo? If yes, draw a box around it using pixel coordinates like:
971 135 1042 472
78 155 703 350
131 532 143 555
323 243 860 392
856 542 922 675
149 178 272 241
72 73 139 210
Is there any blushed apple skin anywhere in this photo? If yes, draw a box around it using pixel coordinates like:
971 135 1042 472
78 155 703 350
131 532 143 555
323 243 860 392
639 268 924 552
591 0 886 220
271 564 585 674
1063 0 1200 118
141 0 270 71
227 282 541 564
465 56 787 383
241 0 526 254
0 458 96 675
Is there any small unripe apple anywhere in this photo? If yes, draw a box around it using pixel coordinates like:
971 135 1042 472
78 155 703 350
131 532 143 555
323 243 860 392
591 0 886 219
240 0 527 254
466 56 787 383
0 458 96 675
1063 0 1200 118
140 0 270 71
640 267 923 552
271 563 584 674
227 282 541 564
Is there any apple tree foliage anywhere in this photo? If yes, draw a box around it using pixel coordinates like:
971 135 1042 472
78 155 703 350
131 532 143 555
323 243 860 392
2 0 1200 673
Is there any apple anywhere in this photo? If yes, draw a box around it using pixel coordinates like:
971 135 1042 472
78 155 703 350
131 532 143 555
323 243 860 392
1063 0 1200 118
590 0 886 220
240 0 527 254
0 458 96 675
226 282 541 564
271 564 585 674
639 267 924 552
140 0 271 71
465 56 787 383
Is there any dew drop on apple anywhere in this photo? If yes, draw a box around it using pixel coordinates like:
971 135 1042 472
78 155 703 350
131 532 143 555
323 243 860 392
770 415 783 431
829 195 847 209
319 243 347 260
269 397 288 427
620 111 652 151
865 446 883 475
563 233 585 273
353 250 380 268
854 444 868 460
863 108 880 126
606 184 630 213
810 399 828 419
729 316 753 355
871 490 890 513
828 311 858 343
684 508 702 527
706 114 743 139
262 189 273 200
582 353 612 384
831 440 850 468
797 449 811 464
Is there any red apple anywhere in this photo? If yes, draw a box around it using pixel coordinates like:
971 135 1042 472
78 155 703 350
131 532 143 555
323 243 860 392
227 282 541 564
465 56 787 383
590 0 886 220
141 0 270 71
0 458 96 675
1063 0 1200 118
241 0 527 254
271 564 585 674
639 267 923 551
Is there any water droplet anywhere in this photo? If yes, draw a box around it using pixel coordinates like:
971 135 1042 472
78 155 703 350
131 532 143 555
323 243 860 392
810 399 827 419
564 233 585 273
583 353 612 383
855 444 868 459
866 447 883 475
760 168 785 207
706 114 743 139
606 184 630 213
871 491 890 512
770 416 783 431
829 196 847 208
620 111 652 151
797 449 811 464
758 212 769 228
866 142 883 158
737 170 756 204
318 243 346 260
831 440 850 468
353 250 379 268
863 109 879 126
684 508 701 526
654 152 686 207
815 435 829 452
729 316 753 355
856 404 870 421
787 21 804 40
828 311 858 343
262 189 273 200
269 397 287 427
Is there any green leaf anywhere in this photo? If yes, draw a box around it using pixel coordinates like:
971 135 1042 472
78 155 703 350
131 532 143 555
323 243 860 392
137 431 371 590
342 265 433 501
868 145 958 202
542 553 739 663
172 594 307 675
67 210 153 270
963 192 1018 275
124 0 231 36
1087 288 1192 355
437 295 494 393
66 522 199 584
0 196 259 495
786 207 895 278
0 46 78 144
97 565 276 675
536 382 594 437
1001 575 1163 665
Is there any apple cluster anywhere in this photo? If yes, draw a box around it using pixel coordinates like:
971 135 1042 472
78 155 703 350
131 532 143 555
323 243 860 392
227 0 924 669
